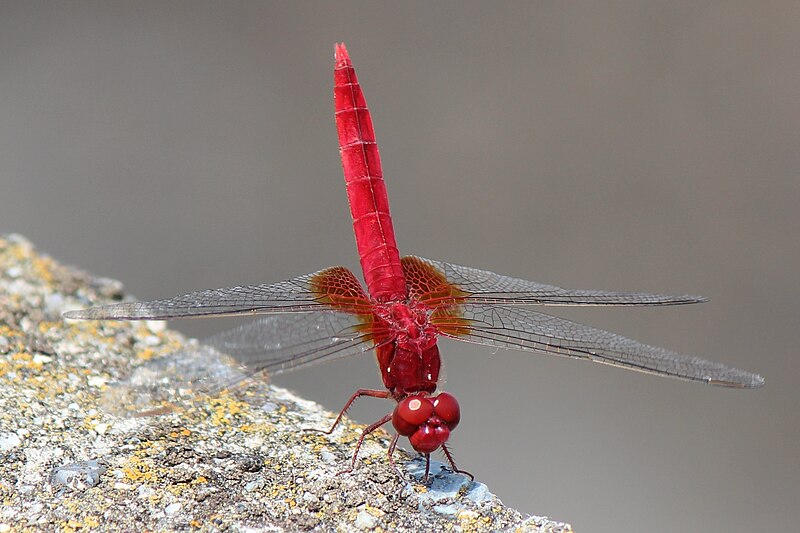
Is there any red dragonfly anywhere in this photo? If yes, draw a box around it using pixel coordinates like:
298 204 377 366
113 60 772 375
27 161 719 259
65 43 763 481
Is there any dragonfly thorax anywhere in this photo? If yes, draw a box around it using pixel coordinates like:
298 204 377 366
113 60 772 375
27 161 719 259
375 300 435 344
373 301 442 396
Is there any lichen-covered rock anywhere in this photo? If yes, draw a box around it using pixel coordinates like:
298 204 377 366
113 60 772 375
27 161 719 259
0 234 573 532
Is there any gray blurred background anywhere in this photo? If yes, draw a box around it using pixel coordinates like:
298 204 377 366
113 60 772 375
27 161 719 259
1 2 797 531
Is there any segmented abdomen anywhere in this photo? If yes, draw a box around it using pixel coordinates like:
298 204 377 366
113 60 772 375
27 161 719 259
334 43 406 302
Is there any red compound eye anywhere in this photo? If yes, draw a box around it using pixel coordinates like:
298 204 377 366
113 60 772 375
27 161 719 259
409 424 450 454
433 392 460 429
392 396 433 436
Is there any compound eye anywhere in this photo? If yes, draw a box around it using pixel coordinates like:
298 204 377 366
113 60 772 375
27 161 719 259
392 396 433 436
409 424 450 454
433 392 460 429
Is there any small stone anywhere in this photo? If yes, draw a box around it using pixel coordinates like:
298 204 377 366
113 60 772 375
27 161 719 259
32 354 52 364
261 402 278 413
465 482 491 503
0 433 21 452
433 504 459 517
354 510 378 530
87 376 108 388
244 478 265 492
49 460 106 491
0 336 9 354
235 454 263 472
320 449 336 464
144 335 161 346
164 502 182 516
94 423 110 435
44 293 64 314
0 523 11 532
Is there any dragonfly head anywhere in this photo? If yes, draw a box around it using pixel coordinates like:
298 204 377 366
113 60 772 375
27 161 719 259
391 392 460 453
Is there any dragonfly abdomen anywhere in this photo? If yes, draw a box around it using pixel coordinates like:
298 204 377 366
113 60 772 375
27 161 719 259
334 43 406 302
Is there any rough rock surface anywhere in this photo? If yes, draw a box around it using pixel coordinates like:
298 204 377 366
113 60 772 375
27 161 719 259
0 234 573 532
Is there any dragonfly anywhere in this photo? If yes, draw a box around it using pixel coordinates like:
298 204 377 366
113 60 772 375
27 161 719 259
64 43 764 481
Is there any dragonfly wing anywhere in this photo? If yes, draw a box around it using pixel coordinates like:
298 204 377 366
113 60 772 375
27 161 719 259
63 266 373 320
100 310 377 416
403 256 707 306
201 310 375 380
435 303 763 388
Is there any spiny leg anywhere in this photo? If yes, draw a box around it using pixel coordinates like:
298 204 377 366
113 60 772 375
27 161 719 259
336 412 392 476
305 388 391 435
386 433 405 479
441 443 474 480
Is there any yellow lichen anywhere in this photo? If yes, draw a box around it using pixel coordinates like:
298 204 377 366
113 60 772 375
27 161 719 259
137 348 155 361
30 256 55 284
208 395 250 426
169 428 192 439
37 321 56 335
122 456 159 483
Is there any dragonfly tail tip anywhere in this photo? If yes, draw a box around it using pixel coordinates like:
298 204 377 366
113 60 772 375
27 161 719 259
334 42 350 62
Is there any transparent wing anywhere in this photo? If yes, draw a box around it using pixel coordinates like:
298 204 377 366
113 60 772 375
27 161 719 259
434 303 763 388
63 266 373 320
99 311 377 416
201 311 376 379
403 256 707 307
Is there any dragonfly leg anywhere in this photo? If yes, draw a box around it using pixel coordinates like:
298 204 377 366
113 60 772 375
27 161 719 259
336 412 392 476
386 433 405 479
441 443 474 481
307 388 391 435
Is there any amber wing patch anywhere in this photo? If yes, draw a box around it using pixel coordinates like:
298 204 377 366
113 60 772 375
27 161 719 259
309 267 372 314
401 256 472 337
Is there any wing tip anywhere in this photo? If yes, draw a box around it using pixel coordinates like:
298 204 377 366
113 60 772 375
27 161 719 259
708 372 765 389
62 305 138 321
62 309 89 320
651 294 708 305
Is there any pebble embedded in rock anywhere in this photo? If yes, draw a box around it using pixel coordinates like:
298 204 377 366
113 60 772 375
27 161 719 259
165 502 182 516
49 460 106 491
0 433 21 452
354 509 379 530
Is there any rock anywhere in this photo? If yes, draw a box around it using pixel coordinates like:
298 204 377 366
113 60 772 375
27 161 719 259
49 460 107 491
0 433 21 452
164 502 182 517
354 509 380 530
0 235 573 532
